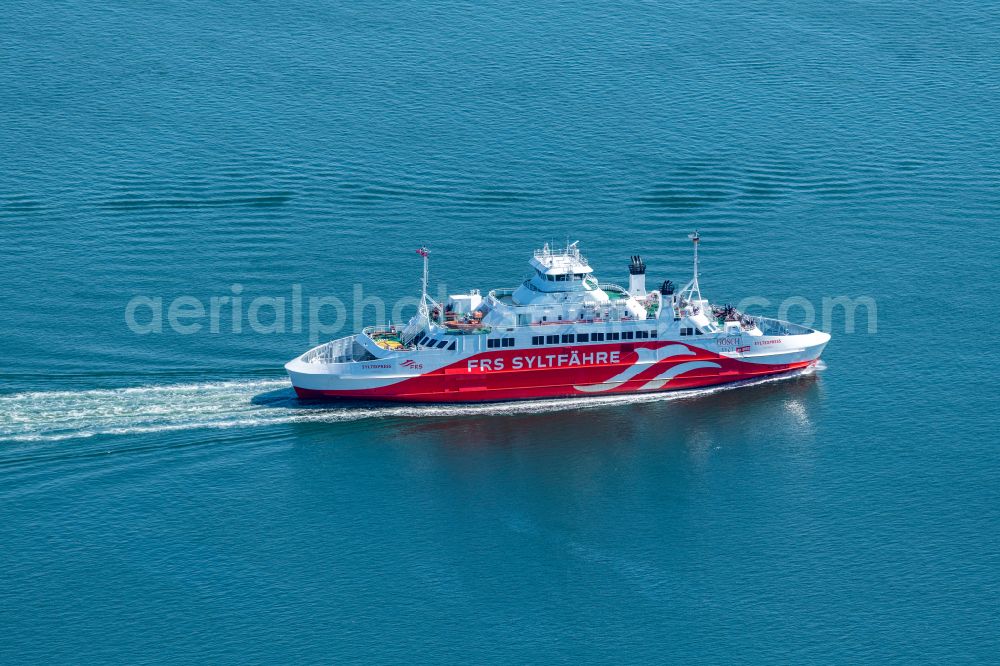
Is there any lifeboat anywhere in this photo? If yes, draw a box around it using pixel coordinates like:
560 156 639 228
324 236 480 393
443 319 481 330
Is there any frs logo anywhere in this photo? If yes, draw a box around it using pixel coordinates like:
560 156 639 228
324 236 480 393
401 359 423 370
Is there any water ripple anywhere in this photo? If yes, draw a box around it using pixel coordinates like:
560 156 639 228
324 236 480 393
99 192 295 210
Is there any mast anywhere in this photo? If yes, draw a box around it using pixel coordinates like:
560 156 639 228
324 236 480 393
416 247 430 317
675 231 703 309
689 231 701 302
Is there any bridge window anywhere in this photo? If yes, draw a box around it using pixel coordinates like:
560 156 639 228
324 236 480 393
501 337 515 347
592 332 604 342
636 330 649 339
487 338 500 348
622 331 634 340
436 340 448 349
649 330 657 338
531 335 544 345
447 341 456 350
608 332 620 341
561 334 573 344
577 333 589 343
546 335 559 344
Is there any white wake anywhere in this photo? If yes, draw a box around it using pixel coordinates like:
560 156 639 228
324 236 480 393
0 364 821 443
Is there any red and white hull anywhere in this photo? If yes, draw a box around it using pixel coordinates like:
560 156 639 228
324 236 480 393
286 240 830 403
286 333 829 403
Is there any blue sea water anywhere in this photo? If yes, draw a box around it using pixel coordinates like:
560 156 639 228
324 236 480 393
2 0 999 662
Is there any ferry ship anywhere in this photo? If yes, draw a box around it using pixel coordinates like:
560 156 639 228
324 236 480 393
286 234 830 402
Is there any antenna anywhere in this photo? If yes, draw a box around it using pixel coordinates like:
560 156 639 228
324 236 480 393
416 247 430 317
680 231 701 301
688 229 701 290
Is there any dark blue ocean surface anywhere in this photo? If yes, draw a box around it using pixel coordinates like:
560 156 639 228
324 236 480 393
2 0 998 662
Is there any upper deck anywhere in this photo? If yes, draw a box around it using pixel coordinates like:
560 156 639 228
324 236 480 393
529 243 593 276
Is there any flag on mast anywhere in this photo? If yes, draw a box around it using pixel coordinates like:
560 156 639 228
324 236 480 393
416 247 429 257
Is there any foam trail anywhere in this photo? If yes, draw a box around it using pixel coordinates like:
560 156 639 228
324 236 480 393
0 366 820 443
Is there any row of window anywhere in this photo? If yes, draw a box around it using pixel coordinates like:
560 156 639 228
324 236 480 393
414 334 456 350
418 328 700 351
527 330 656 346
538 271 589 282
415 327 677 351
414 327 684 351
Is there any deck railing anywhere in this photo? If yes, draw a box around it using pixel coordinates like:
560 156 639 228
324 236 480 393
533 246 588 265
301 336 356 364
755 317 814 336
598 282 628 294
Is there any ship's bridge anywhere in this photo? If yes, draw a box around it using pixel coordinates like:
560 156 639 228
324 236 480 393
512 242 609 306
465 242 650 328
